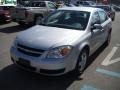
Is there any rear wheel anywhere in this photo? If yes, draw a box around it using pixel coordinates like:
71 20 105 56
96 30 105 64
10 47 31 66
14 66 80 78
105 31 111 46
75 49 89 74
34 16 42 25
112 17 115 21
112 14 115 21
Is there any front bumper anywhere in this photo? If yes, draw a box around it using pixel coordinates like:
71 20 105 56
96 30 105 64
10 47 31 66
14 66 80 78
10 46 69 76
12 19 26 23
12 17 32 23
0 15 11 22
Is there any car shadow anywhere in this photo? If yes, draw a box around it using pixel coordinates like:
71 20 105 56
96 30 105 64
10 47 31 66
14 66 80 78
0 64 83 90
0 21 11 25
0 24 32 33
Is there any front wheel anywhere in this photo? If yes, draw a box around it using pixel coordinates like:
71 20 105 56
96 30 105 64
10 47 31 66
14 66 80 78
75 49 89 74
112 15 115 21
18 21 26 26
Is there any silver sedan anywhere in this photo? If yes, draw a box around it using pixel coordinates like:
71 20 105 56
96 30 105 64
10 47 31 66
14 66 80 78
10 7 112 76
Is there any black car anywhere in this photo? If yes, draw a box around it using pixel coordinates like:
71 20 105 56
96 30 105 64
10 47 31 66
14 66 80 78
92 5 116 21
0 6 11 23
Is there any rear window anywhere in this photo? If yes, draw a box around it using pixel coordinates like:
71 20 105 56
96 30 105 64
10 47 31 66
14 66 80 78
31 2 46 7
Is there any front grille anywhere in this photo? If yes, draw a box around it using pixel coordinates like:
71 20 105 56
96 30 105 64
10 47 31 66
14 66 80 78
40 68 65 74
17 43 45 57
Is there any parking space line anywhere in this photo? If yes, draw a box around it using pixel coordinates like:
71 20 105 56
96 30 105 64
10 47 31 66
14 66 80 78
80 85 100 90
96 68 120 78
116 44 120 47
101 46 120 66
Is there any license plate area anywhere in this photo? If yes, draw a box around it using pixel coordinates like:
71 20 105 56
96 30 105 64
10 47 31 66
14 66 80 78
16 58 36 71
18 58 30 66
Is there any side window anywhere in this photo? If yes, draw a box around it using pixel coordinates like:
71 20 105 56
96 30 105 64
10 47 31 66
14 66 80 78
48 2 56 9
98 11 108 23
91 12 100 25
40 2 46 7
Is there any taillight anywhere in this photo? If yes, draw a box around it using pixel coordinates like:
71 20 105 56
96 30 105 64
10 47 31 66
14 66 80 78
25 10 29 17
4 11 9 15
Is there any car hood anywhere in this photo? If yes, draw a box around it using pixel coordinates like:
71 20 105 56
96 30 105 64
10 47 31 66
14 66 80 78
17 25 84 50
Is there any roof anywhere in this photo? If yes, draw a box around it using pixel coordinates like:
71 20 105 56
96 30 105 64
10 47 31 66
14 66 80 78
58 6 100 12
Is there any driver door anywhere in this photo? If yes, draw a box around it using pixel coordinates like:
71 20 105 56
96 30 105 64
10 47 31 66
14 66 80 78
90 12 104 52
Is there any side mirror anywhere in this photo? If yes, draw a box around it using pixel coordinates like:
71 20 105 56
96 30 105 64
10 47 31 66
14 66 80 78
91 24 102 30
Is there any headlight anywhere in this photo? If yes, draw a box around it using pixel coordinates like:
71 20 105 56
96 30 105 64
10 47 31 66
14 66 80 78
46 45 72 59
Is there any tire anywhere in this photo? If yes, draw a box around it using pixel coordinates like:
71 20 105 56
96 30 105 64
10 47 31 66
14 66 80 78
18 21 25 26
75 49 89 74
112 14 115 21
105 32 111 46
34 16 42 25
112 17 115 21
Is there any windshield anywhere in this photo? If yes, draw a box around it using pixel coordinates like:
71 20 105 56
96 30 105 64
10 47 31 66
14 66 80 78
30 2 46 7
19 1 46 7
41 10 90 30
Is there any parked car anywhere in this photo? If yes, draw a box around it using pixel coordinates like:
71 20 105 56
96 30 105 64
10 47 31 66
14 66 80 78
0 6 11 23
76 1 96 6
10 7 112 76
92 5 116 21
10 1 57 25
56 2 65 8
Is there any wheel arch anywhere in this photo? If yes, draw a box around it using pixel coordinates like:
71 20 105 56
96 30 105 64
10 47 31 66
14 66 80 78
34 14 44 24
79 43 90 57
34 14 44 20
73 43 90 73
73 43 90 69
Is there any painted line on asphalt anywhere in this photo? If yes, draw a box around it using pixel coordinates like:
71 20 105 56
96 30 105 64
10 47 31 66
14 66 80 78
116 44 120 47
96 68 120 78
80 85 100 90
101 46 120 66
